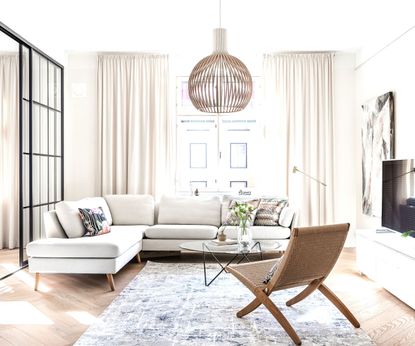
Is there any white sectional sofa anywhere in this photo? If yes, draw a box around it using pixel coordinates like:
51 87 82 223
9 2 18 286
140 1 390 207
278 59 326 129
27 194 296 291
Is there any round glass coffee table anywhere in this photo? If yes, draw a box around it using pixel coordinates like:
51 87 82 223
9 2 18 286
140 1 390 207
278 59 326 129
180 240 281 286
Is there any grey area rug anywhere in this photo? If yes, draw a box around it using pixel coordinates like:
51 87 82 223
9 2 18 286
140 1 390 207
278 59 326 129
76 261 374 346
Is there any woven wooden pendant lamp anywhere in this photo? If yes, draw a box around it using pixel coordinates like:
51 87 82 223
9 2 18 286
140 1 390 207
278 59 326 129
188 1 253 114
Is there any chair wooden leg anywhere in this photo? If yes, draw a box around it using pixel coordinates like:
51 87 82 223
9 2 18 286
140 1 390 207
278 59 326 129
286 279 322 306
257 290 302 345
106 274 115 291
237 297 262 318
34 273 40 291
318 284 360 328
137 253 141 263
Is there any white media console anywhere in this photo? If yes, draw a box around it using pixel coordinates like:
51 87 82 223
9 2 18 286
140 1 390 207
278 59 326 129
356 229 415 309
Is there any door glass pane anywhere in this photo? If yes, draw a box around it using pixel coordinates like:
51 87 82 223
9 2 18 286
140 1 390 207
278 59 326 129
23 100 29 153
40 107 48 154
32 155 40 206
32 104 40 153
40 57 48 105
22 46 29 100
33 207 41 240
32 52 40 102
56 68 61 110
48 63 56 109
40 156 48 204
56 157 62 201
49 157 55 202
23 154 30 207
56 112 61 155
22 208 30 262
48 110 55 155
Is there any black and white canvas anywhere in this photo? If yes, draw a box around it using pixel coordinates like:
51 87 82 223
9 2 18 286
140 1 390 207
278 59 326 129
361 92 394 216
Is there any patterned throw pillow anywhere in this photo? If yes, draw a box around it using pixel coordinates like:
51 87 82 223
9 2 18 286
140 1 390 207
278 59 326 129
254 198 288 226
224 199 260 226
78 207 111 237
263 261 280 284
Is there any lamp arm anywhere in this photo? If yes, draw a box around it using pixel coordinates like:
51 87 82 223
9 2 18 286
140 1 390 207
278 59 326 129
293 166 327 187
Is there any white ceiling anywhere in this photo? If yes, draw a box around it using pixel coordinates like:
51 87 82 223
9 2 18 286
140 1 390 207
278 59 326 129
1 0 414 62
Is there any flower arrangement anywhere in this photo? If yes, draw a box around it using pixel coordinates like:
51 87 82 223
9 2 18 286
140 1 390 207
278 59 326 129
232 201 256 230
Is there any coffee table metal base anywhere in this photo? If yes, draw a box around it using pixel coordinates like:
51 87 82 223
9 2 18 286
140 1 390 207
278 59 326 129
202 242 263 286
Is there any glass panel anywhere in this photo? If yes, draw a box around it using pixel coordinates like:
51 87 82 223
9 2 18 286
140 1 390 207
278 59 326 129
40 57 48 105
23 154 30 207
40 206 48 238
23 100 30 153
56 157 62 201
49 157 55 202
32 155 40 206
22 46 30 100
40 107 48 154
23 208 30 261
32 52 40 102
48 110 55 155
32 104 40 153
40 157 48 204
48 63 56 108
56 67 61 110
56 112 61 156
33 207 41 240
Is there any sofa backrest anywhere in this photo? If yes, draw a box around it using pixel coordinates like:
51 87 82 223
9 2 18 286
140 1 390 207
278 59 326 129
157 195 221 227
104 194 155 225
55 197 113 238
44 210 67 238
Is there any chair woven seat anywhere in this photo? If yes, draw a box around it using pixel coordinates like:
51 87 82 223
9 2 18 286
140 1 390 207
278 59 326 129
228 259 279 288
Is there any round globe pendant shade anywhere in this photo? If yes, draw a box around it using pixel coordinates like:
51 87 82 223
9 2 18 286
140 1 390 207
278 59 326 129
188 29 253 113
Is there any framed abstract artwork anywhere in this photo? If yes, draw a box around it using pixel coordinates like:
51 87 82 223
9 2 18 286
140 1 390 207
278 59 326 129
361 91 394 216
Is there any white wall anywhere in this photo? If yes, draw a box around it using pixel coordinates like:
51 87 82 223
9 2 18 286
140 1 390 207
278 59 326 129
355 26 415 229
333 53 357 246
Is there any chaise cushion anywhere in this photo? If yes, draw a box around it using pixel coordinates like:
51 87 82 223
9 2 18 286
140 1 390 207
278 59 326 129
27 225 145 258
157 195 221 227
221 225 291 240
104 194 155 225
55 197 113 238
145 224 218 239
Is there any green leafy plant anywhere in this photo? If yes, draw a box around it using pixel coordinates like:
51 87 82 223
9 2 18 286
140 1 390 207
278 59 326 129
401 230 415 238
231 202 256 230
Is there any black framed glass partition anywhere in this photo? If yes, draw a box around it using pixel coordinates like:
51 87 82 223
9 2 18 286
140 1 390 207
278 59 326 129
0 21 64 271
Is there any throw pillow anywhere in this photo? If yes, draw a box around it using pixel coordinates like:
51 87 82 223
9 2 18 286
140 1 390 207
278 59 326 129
254 198 288 226
223 199 260 226
263 260 280 284
78 207 111 237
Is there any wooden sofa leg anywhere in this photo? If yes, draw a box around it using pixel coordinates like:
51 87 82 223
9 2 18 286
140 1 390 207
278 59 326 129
34 273 40 291
137 253 141 263
106 274 115 291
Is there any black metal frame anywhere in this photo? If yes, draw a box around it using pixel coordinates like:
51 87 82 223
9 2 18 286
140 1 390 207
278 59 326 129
202 242 263 286
0 21 64 269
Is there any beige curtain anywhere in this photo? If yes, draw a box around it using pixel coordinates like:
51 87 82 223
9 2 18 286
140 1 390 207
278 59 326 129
97 54 174 197
0 55 19 249
262 53 334 226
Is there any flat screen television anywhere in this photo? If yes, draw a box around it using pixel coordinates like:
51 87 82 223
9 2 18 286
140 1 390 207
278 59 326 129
382 159 415 236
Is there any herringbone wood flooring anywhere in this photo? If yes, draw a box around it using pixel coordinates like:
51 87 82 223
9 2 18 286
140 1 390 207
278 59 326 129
0 248 414 345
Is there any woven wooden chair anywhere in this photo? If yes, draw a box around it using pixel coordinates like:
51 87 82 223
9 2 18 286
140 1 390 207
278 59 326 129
226 223 359 345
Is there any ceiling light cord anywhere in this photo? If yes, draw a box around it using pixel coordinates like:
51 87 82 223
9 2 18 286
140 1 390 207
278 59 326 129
219 0 222 28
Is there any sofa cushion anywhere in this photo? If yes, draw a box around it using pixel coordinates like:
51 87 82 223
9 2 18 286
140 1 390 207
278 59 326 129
157 195 221 227
26 225 145 258
279 206 296 228
145 224 218 239
254 198 288 226
79 207 111 236
55 197 113 238
104 194 155 225
221 225 291 240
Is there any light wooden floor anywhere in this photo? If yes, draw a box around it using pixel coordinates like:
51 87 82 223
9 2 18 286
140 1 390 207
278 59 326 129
0 248 414 346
